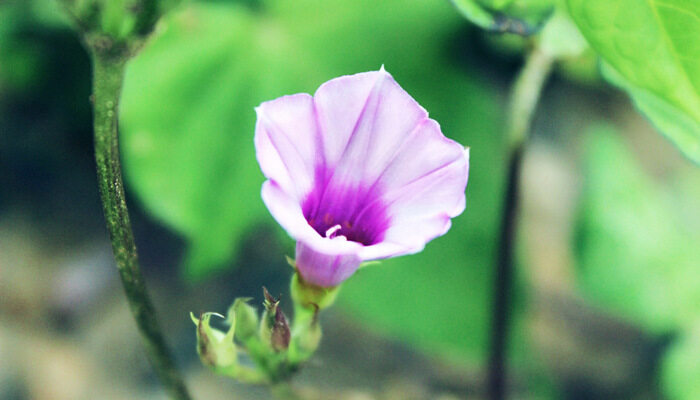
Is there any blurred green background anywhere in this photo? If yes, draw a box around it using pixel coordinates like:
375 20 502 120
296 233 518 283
1 0 698 399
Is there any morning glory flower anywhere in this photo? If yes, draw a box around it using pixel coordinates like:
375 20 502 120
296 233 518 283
255 67 469 287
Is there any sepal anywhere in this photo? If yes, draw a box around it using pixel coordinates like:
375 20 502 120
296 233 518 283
290 272 340 310
190 312 237 370
231 298 259 343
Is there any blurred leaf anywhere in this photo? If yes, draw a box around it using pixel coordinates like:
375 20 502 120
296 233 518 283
450 0 555 35
601 62 700 164
662 322 700 400
121 0 487 280
574 126 700 333
121 3 321 279
567 0 700 164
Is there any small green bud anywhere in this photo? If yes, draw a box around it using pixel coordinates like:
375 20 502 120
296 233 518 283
290 273 340 310
260 287 291 352
190 312 237 370
230 298 259 343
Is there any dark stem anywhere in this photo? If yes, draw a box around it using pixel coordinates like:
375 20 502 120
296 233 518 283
487 47 553 400
91 53 192 400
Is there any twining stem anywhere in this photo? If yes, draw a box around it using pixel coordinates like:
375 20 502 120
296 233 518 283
92 53 192 400
487 46 553 400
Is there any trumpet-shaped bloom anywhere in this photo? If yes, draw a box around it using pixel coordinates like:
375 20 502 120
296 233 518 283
255 67 469 287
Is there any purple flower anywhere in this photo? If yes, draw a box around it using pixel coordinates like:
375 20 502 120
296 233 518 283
255 67 469 287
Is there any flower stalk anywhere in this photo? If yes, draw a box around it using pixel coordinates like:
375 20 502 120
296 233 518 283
58 0 192 398
487 46 553 400
288 273 337 364
92 50 192 400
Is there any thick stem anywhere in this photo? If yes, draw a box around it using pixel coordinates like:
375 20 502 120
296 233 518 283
487 47 553 400
91 53 192 400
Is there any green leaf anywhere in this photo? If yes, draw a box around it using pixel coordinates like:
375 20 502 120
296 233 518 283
602 62 700 163
567 0 700 164
450 0 555 35
574 126 700 333
662 323 700 400
120 3 321 279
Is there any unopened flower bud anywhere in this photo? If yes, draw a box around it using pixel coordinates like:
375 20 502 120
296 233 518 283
230 298 258 343
260 287 291 352
190 312 237 370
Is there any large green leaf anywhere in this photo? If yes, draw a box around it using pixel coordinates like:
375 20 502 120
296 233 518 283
121 3 322 278
574 127 700 333
450 0 555 34
121 0 485 279
567 0 700 163
602 62 700 163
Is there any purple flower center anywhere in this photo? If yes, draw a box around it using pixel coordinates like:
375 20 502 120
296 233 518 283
301 169 389 246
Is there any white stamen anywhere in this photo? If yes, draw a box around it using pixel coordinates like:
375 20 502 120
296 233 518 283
325 224 342 238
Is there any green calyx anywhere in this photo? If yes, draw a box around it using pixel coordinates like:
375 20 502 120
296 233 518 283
190 312 237 369
191 272 340 385
290 272 340 311
231 297 259 343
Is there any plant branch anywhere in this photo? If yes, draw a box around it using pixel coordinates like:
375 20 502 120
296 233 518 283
91 52 192 400
487 46 553 400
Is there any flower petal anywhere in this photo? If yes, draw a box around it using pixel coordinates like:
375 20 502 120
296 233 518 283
262 180 364 287
255 93 319 200
261 180 318 243
295 240 362 287
358 143 469 260
313 67 428 189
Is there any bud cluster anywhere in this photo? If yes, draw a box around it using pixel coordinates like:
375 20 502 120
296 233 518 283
191 272 338 384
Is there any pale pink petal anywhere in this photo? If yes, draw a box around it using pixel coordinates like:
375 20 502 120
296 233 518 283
295 241 362 287
260 180 318 243
313 67 428 189
380 148 468 250
255 94 319 200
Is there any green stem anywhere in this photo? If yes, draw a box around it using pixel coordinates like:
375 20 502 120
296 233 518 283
506 47 554 149
91 53 192 400
487 46 553 400
287 302 320 364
